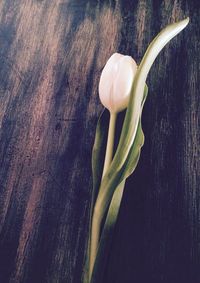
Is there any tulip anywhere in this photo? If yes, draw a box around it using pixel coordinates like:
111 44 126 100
98 53 138 178
89 18 189 281
89 53 137 277
99 53 137 114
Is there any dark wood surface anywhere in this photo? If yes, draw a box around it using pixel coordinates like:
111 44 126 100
0 1 199 282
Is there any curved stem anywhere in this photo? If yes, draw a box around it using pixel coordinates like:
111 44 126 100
89 111 117 280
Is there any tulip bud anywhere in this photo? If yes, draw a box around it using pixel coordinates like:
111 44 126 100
99 53 137 114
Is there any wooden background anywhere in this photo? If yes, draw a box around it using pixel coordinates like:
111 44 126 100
0 0 199 282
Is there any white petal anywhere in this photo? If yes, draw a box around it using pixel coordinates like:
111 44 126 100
113 56 137 112
99 53 123 111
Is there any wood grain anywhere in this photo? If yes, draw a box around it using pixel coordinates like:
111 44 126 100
0 1 199 282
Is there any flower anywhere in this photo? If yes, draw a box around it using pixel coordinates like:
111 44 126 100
99 53 137 113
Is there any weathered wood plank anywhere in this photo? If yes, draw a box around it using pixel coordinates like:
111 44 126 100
0 1 199 282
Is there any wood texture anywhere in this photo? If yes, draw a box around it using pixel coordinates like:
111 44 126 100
0 1 199 282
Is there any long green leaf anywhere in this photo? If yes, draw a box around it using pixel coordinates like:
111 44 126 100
108 18 189 173
91 110 110 206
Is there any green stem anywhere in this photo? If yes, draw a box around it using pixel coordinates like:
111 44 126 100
89 111 117 280
102 112 117 178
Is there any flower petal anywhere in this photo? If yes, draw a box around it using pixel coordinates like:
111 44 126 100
113 56 137 112
99 53 123 112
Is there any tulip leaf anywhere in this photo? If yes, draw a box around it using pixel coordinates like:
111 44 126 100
108 18 189 173
91 109 110 207
118 84 148 183
90 86 148 283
